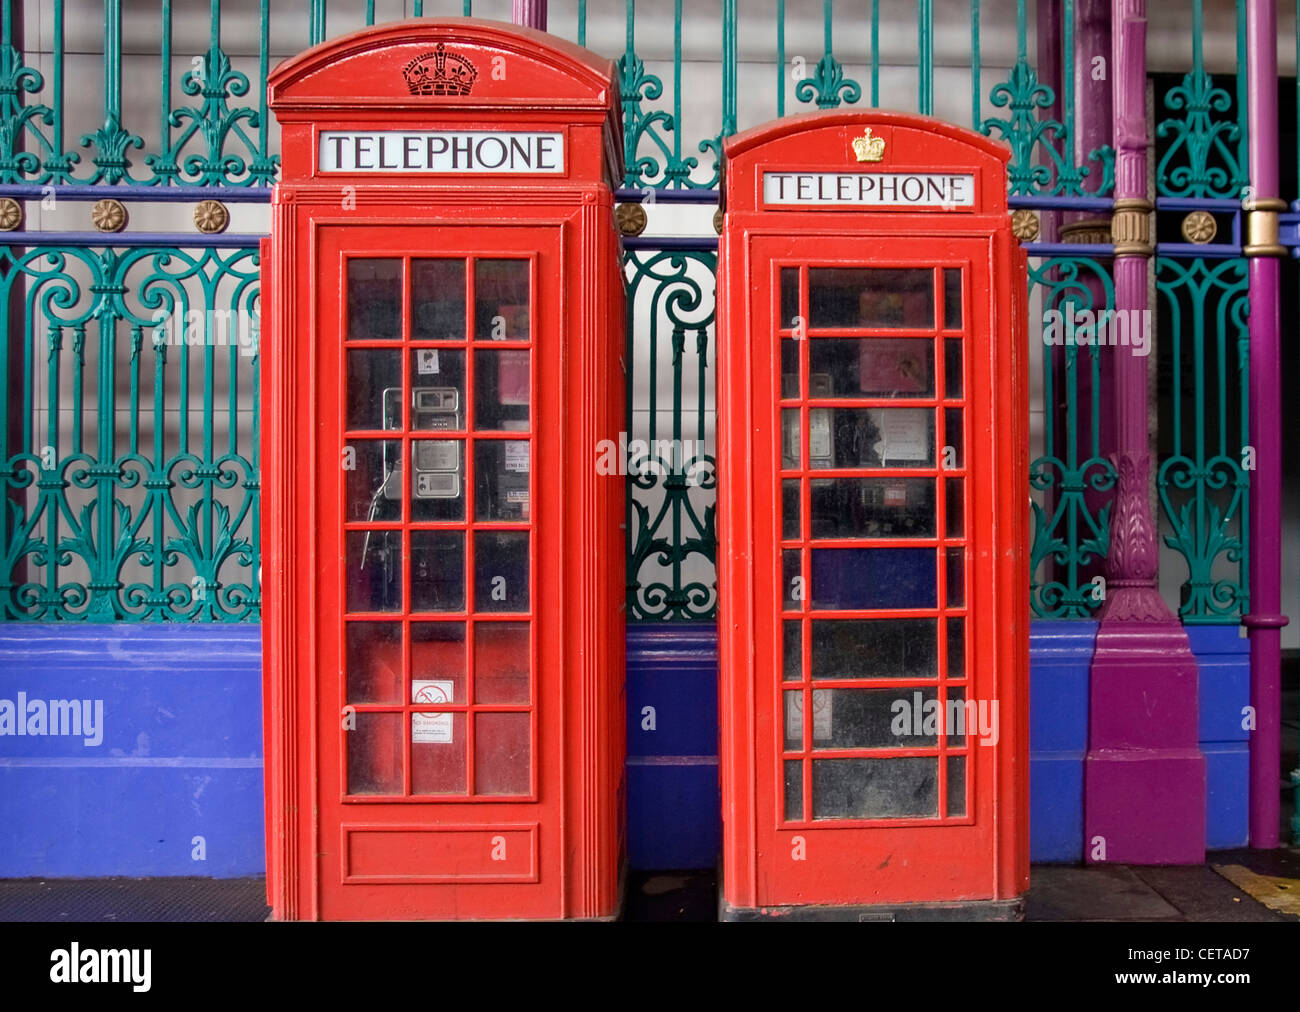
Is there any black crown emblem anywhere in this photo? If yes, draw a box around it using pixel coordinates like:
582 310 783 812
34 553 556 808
402 44 478 97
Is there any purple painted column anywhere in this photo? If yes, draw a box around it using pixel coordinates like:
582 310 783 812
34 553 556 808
1085 0 1205 864
1242 0 1287 850
512 0 546 31
1062 0 1115 592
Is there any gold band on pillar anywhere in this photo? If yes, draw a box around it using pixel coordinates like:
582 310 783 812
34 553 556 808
1058 217 1112 245
1111 197 1153 257
1242 197 1287 257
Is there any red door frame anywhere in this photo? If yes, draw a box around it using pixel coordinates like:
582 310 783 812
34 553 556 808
314 222 563 920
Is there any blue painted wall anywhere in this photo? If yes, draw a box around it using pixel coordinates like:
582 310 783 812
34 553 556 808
1028 620 1096 863
1185 625 1250 850
0 617 1252 877
0 624 263 878
625 623 719 870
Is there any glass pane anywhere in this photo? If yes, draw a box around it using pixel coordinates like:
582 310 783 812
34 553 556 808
946 548 965 607
409 350 465 430
812 757 938 819
811 338 934 397
475 531 529 612
475 621 530 704
947 617 965 677
783 620 802 682
475 349 530 430
781 338 800 399
410 622 466 703
475 712 530 795
475 440 530 521
410 531 464 612
410 439 464 520
811 477 934 538
811 547 936 609
782 479 800 540
947 755 967 817
946 687 970 745
807 268 933 329
474 259 530 340
346 440 401 522
347 258 402 341
807 408 934 469
346 349 401 430
810 618 938 679
346 530 402 612
943 268 962 330
780 267 799 327
784 760 803 821
412 712 466 795
782 549 802 609
945 479 964 537
804 687 941 749
944 338 963 398
781 409 801 469
944 408 963 468
347 711 403 795
411 258 466 341
346 622 402 704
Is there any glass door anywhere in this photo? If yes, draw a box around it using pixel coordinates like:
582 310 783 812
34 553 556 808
314 224 562 919
752 235 999 907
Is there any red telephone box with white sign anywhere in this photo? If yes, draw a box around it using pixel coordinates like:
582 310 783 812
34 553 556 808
261 19 626 920
717 111 1029 919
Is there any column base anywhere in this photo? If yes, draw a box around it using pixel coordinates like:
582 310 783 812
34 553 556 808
1085 748 1206 864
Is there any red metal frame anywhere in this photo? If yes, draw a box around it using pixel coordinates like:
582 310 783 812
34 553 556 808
263 19 625 921
718 111 1028 913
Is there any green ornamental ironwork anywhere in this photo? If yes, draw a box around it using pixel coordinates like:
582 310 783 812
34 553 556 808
1 245 260 622
1154 257 1250 622
1027 256 1117 619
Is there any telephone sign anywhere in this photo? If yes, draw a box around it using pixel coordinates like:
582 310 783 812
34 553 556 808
262 19 627 921
717 111 1030 920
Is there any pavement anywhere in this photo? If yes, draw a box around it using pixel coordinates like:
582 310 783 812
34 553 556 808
1 848 1297 921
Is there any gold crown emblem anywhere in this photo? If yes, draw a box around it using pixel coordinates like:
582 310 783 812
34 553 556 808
852 128 886 162
402 44 478 97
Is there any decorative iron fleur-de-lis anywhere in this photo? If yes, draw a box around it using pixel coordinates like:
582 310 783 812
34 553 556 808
794 51 862 110
981 59 1091 197
1156 69 1244 199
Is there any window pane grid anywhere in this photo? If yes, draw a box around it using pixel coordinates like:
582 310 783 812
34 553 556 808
777 263 971 825
342 254 535 801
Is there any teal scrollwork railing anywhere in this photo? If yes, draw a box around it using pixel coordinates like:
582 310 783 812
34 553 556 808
1 245 260 621
623 249 716 622
1027 256 1117 619
1154 257 1250 623
0 0 1246 629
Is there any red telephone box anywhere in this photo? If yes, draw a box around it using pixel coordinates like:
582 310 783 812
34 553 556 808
717 111 1029 919
261 19 626 920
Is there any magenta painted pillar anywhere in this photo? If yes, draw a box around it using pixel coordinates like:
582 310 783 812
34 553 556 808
512 0 546 31
1084 0 1205 864
1242 0 1287 849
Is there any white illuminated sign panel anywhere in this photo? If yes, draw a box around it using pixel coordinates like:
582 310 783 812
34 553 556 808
319 130 565 174
762 171 975 208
